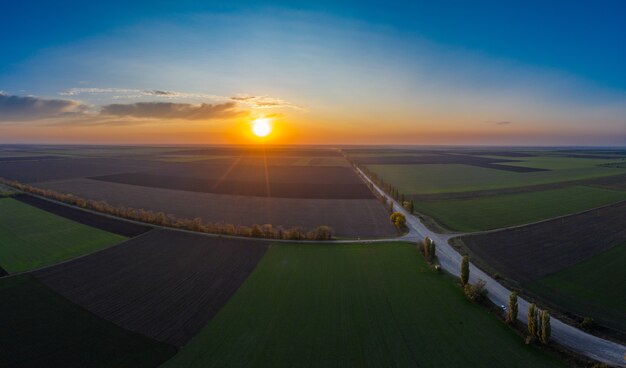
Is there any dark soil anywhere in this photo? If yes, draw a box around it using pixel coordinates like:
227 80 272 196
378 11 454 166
90 172 374 199
33 229 269 347
460 201 626 283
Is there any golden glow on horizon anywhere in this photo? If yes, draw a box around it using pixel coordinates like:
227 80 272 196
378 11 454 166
251 118 272 137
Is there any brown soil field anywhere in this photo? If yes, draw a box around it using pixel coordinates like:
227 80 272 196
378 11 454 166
0 155 65 162
460 200 626 283
91 172 374 199
169 147 342 156
0 157 158 183
37 178 397 237
14 194 153 237
349 154 547 172
33 229 269 347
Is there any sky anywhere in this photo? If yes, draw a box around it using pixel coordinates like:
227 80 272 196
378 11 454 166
0 0 625 146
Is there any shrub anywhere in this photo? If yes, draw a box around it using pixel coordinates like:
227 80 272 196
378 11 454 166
463 279 487 302
578 317 595 331
389 212 406 229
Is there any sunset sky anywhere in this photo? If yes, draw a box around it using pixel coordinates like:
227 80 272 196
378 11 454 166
1 1 625 145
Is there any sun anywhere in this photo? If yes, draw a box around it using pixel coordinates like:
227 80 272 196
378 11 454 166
251 118 272 137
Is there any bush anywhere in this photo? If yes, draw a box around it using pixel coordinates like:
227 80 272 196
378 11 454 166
578 317 595 331
463 279 487 302
389 212 406 229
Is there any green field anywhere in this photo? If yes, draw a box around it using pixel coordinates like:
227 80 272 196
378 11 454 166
527 242 626 332
165 242 564 368
0 198 126 273
367 158 626 195
0 275 176 368
414 186 626 232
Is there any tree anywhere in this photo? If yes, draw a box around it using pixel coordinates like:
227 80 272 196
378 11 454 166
390 212 406 229
527 303 538 337
507 292 519 324
424 238 436 263
460 255 469 285
540 310 551 343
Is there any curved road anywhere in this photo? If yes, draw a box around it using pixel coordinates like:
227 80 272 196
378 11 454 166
355 167 626 367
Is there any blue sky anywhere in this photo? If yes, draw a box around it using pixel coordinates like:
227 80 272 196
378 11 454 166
0 1 624 145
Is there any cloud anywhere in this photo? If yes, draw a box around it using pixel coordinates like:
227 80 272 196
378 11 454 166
495 121 512 125
0 93 87 121
61 87 223 100
100 101 246 120
230 94 304 110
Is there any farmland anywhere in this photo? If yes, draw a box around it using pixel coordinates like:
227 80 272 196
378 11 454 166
414 186 626 232
0 197 126 273
0 147 396 237
527 242 626 333
460 200 626 283
0 274 176 368
34 229 269 347
164 242 564 368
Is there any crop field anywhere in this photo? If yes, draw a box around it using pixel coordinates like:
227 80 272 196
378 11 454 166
164 242 564 368
366 160 626 195
0 197 126 273
414 186 626 232
34 229 269 347
15 194 152 236
460 200 626 282
527 242 626 332
0 274 176 368
38 178 396 237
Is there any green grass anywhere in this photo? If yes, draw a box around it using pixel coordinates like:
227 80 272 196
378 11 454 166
164 242 564 368
0 198 126 273
414 186 626 232
0 275 176 368
527 242 626 333
367 157 626 195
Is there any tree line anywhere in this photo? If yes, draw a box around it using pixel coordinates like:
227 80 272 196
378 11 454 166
0 178 334 241
356 165 415 214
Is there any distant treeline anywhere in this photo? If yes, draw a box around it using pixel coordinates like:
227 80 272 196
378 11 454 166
349 162 414 214
0 178 334 241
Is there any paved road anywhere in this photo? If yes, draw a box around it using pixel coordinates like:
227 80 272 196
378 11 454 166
355 167 626 367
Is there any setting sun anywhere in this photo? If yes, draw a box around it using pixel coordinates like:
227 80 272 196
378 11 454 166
252 118 272 137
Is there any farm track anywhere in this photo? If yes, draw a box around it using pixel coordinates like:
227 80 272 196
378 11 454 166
33 229 269 347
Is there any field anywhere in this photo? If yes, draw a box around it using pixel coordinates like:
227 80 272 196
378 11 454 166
38 178 395 237
0 274 175 368
366 160 626 195
34 229 269 347
164 242 564 368
0 147 396 237
460 200 626 282
414 186 626 231
527 242 626 332
15 194 152 237
0 197 126 273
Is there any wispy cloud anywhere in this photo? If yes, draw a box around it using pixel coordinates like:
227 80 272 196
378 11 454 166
495 121 513 126
100 101 247 120
230 94 305 110
0 93 87 121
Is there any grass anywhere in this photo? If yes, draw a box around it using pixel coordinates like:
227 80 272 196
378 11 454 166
367 157 626 195
0 198 126 273
164 242 564 368
414 186 626 232
527 242 626 333
0 274 176 368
